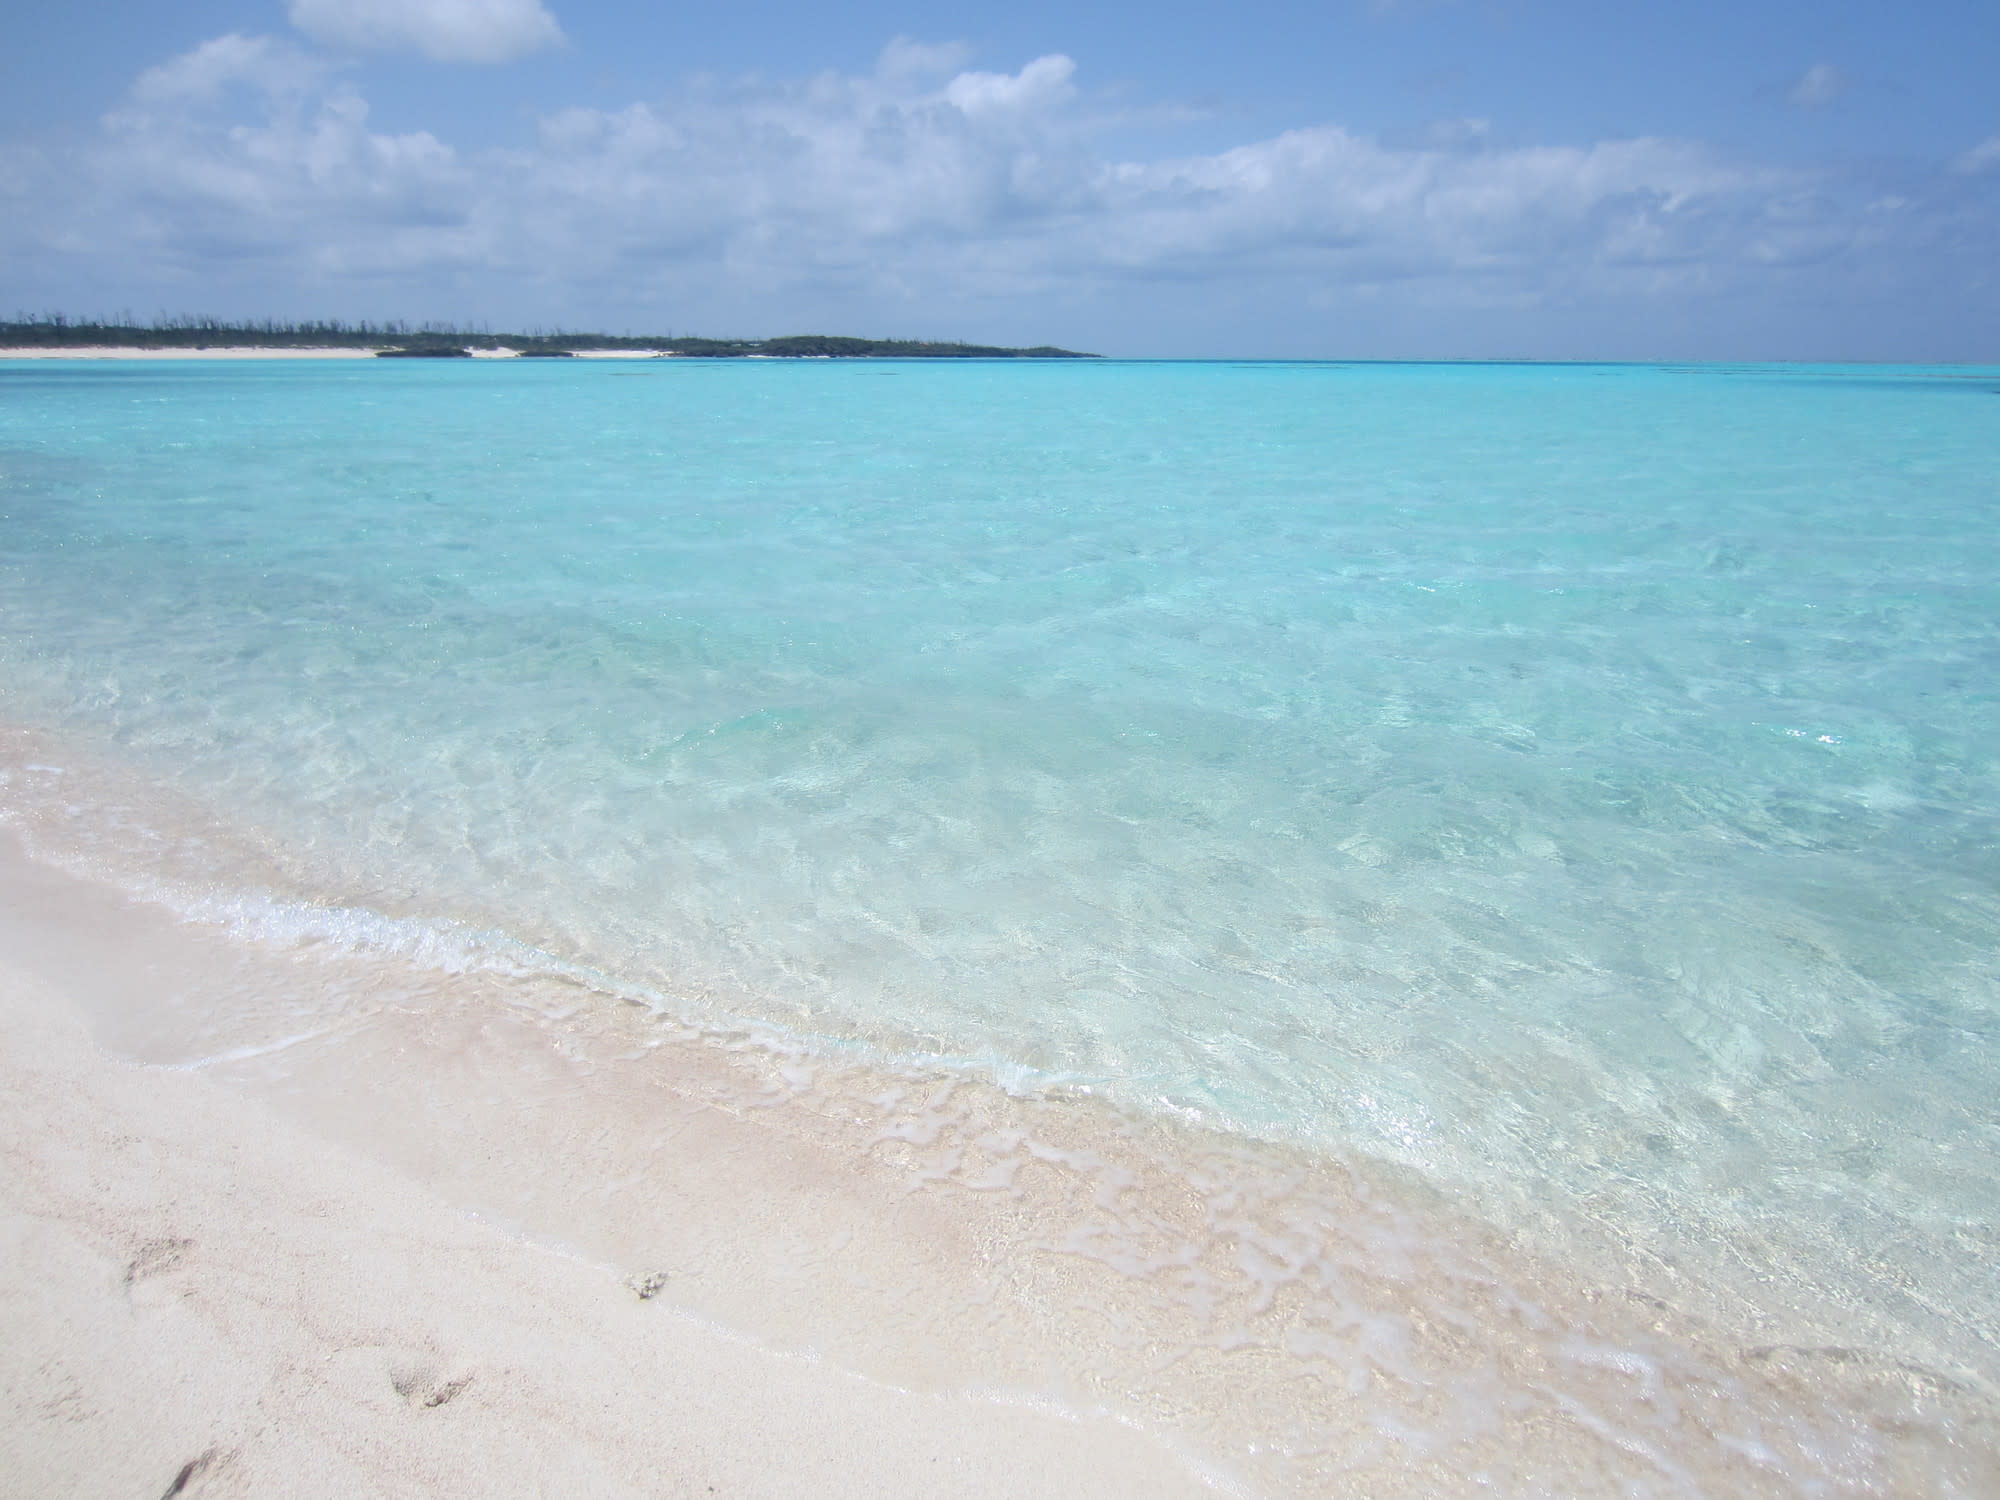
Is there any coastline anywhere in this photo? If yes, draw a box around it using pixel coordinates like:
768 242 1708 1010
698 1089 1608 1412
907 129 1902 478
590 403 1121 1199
0 347 673 360
0 843 1217 1498
0 346 386 360
2 722 1995 1496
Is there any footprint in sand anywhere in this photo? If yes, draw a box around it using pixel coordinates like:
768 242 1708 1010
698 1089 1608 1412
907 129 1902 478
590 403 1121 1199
124 1235 193 1312
159 1446 234 1498
321 1344 476 1413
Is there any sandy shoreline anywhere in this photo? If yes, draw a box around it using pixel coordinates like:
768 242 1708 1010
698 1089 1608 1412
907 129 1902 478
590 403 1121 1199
0 350 680 362
0 346 388 360
0 831 1218 1499
2 722 1997 1497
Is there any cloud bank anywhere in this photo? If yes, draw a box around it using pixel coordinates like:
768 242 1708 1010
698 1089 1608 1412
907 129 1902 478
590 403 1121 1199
287 0 562 64
3 34 1994 355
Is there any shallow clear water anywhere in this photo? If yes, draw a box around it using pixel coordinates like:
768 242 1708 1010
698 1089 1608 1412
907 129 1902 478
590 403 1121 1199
4 355 2000 1393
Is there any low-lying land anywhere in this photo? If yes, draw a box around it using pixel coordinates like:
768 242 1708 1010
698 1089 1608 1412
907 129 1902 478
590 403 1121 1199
1 317 1096 359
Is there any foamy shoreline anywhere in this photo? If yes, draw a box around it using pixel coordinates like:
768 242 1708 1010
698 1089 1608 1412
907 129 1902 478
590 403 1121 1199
0 829 1217 1498
2 720 1995 1496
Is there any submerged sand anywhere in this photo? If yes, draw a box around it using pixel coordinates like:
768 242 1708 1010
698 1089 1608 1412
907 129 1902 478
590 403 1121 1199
2 722 1997 1497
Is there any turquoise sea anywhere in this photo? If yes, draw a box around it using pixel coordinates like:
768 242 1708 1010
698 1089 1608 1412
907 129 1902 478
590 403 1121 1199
4 356 1999 1492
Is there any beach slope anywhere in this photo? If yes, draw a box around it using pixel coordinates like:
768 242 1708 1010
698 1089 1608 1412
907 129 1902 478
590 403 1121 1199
0 861 1216 1498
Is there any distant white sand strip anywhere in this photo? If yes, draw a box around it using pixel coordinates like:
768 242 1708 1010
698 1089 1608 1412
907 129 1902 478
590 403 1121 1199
0 347 676 360
0 346 384 359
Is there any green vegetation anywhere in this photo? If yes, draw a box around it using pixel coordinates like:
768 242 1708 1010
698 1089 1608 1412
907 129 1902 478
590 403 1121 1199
1 315 1097 359
716 334 1093 359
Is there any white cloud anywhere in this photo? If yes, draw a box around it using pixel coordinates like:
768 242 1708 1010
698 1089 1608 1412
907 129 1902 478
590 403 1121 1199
129 32 331 104
80 36 469 276
875 37 975 81
287 0 562 64
1953 134 2000 175
943 55 1077 117
1786 62 1849 109
2 34 1988 352
478 42 1793 302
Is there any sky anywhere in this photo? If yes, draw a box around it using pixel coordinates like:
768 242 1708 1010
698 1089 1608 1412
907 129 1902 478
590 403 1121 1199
2 0 1997 358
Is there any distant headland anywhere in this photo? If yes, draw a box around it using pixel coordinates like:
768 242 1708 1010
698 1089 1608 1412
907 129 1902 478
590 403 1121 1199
0 316 1097 360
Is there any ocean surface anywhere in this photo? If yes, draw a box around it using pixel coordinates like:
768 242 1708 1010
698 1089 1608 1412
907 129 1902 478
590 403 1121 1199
4 355 1999 1492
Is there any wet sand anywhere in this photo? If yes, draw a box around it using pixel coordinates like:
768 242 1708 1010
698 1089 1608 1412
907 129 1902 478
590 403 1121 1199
2 719 1996 1496
0 832 1222 1498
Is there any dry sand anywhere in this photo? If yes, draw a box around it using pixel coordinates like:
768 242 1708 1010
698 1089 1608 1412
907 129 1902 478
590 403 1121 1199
0 835 1220 1499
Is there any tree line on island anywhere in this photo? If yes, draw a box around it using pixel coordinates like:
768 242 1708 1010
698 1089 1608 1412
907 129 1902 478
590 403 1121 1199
2 315 1096 359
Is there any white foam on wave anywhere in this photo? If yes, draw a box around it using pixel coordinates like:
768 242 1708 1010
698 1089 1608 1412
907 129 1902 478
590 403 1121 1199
0 736 1129 1093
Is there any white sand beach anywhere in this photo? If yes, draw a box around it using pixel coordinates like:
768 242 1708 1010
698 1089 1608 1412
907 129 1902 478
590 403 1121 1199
0 828 1221 1499
0 347 673 359
0 347 386 360
2 728 1993 1499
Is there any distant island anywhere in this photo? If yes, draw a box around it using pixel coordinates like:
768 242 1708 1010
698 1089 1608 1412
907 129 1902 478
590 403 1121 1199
1 316 1097 359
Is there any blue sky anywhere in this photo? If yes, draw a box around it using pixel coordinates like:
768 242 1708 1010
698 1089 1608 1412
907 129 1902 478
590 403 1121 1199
3 0 1997 357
